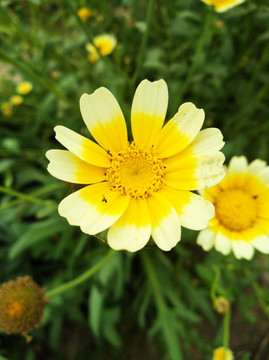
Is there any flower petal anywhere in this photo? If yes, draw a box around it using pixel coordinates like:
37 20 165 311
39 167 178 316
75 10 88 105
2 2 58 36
197 229 215 251
46 150 106 184
146 192 181 251
154 103 204 158
215 233 232 255
165 151 225 190
107 198 151 252
80 87 128 153
231 240 254 260
54 125 110 167
58 182 130 234
251 235 269 254
159 186 214 230
131 79 168 147
228 156 248 173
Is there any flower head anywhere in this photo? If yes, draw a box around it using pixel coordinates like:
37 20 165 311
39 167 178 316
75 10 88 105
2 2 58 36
77 7 92 21
201 0 245 12
1 102 12 117
10 95 23 106
16 81 33 95
214 296 230 314
212 347 234 360
86 34 117 63
197 156 269 259
0 276 48 336
46 79 225 252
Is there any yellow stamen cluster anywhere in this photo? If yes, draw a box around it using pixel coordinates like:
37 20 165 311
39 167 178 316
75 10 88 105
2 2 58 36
0 276 48 336
215 189 257 231
106 142 165 199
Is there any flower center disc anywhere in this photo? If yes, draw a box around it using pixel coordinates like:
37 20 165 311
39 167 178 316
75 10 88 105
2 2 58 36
106 143 165 199
215 189 257 231
7 300 24 318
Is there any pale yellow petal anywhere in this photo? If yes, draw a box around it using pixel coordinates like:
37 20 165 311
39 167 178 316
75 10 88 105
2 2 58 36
154 103 204 158
251 235 269 254
131 79 168 147
54 125 110 167
46 150 106 184
159 186 214 230
107 198 151 252
231 240 254 260
165 151 225 190
80 87 128 153
215 233 232 255
197 229 215 251
146 192 181 251
58 182 130 234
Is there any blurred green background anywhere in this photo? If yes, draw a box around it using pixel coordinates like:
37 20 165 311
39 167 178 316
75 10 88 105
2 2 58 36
1 0 269 359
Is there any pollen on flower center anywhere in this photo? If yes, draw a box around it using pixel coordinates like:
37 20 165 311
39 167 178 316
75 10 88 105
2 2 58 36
215 189 257 231
106 142 165 199
7 300 24 318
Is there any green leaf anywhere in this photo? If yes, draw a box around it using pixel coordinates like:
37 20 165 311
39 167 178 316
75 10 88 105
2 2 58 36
9 217 66 259
88 285 104 338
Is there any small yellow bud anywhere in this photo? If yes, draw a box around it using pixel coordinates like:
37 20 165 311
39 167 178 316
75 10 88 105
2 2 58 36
214 296 230 314
10 95 23 106
1 102 12 117
212 346 234 360
77 7 92 21
16 81 33 95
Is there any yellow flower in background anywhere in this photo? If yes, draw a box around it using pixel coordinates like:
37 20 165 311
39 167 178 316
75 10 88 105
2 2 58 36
0 276 48 337
46 79 225 252
77 7 92 21
212 347 234 360
197 156 269 259
201 0 245 12
10 95 23 106
16 81 33 95
86 34 117 63
86 43 100 63
1 102 12 117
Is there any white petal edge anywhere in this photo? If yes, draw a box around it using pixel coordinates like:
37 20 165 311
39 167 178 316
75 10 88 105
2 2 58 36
231 240 254 260
215 233 232 255
251 235 269 254
197 229 215 251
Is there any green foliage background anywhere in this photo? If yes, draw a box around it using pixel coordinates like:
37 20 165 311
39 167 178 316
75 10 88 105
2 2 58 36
0 0 269 359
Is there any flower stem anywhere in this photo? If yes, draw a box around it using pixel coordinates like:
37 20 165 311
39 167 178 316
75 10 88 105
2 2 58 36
0 49 77 110
0 185 57 209
223 307 231 350
131 0 156 85
177 9 214 102
45 249 115 298
141 251 183 360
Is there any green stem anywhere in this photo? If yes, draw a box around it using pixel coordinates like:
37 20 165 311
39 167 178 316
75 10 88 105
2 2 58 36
177 9 214 102
210 266 220 303
252 281 269 319
0 49 77 110
0 183 63 211
222 307 231 350
0 185 57 208
64 0 95 43
46 249 115 298
131 0 156 85
141 251 183 360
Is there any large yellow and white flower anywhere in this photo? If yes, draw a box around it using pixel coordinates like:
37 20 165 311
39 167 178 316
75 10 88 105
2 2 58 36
197 156 269 259
200 0 245 12
46 79 225 252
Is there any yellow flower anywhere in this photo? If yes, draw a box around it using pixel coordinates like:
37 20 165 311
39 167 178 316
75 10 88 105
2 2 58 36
77 7 92 21
16 81 33 95
214 296 230 314
197 156 269 259
212 347 234 360
10 95 23 106
86 34 117 63
1 102 12 116
86 43 100 63
46 79 225 252
0 276 48 337
201 0 245 12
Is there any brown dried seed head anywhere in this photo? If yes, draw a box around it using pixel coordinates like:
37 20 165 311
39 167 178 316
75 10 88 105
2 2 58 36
0 276 48 336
